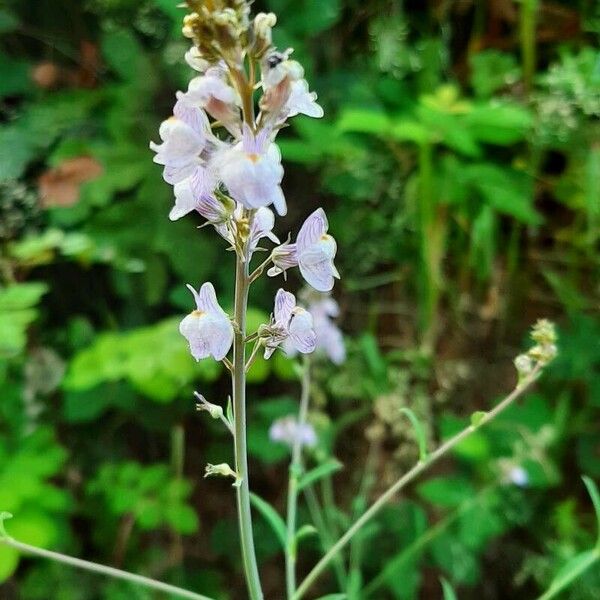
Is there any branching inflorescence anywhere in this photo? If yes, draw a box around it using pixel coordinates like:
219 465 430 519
149 2 339 598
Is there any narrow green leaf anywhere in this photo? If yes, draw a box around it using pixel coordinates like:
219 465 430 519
538 550 599 600
295 524 318 544
582 476 600 547
399 408 428 461
315 595 347 600
441 578 458 600
249 493 286 549
297 459 343 492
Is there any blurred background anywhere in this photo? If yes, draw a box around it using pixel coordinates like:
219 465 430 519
0 0 599 598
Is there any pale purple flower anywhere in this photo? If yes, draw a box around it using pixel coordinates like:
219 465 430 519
267 242 298 278
263 289 316 359
185 46 210 73
179 283 233 361
260 54 322 121
296 208 340 292
150 101 214 186
178 66 240 129
284 292 346 365
170 167 226 222
285 79 324 119
215 124 286 215
269 416 317 448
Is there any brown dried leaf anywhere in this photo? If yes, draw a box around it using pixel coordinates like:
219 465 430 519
38 157 103 208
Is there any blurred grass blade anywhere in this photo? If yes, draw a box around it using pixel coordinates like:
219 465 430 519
297 460 343 492
249 493 286 549
582 476 600 548
537 550 599 600
399 408 428 462
441 578 458 600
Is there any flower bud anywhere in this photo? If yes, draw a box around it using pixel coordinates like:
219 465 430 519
251 12 276 57
514 354 534 379
195 394 224 420
204 463 241 486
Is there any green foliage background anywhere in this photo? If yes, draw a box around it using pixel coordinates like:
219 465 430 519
0 0 599 598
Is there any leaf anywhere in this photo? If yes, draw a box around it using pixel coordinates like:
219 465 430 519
315 595 347 600
540 550 600 600
399 407 428 461
0 53 32 97
465 103 532 145
295 524 318 544
582 476 600 547
0 8 18 33
417 476 476 508
441 578 458 600
337 109 391 135
297 459 343 492
249 493 286 549
469 50 520 98
390 119 431 145
464 163 541 225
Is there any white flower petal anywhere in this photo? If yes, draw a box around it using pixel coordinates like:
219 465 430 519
289 309 316 354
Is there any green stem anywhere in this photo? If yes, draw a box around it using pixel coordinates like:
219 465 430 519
537 548 600 600
417 141 440 350
519 0 538 95
233 227 264 600
285 356 311 598
0 535 212 600
292 365 543 600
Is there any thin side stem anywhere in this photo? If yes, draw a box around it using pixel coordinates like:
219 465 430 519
233 229 264 600
293 366 543 600
0 536 212 600
285 356 311 599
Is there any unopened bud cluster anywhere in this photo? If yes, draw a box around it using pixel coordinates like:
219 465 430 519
514 319 558 382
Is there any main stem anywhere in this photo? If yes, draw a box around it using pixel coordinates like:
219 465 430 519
233 241 263 600
292 366 543 600
285 356 311 598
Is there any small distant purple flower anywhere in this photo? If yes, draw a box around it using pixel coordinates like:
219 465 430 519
215 124 286 216
507 466 529 487
179 282 233 361
296 208 340 292
263 289 316 359
309 294 346 365
269 416 317 448
284 291 346 365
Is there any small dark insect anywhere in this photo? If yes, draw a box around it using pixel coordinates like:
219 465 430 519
267 53 284 68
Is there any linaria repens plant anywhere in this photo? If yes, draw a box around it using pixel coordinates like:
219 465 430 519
2 3 588 600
